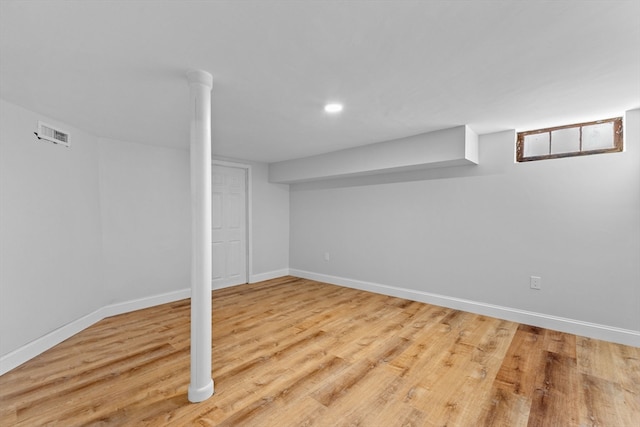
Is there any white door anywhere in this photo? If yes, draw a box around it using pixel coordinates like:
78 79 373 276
212 165 247 288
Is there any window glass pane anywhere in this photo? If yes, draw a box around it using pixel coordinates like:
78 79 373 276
550 127 580 154
524 133 550 157
582 122 614 151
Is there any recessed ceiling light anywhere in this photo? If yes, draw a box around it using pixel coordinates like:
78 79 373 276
324 103 343 113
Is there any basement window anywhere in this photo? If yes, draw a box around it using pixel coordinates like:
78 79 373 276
516 117 623 162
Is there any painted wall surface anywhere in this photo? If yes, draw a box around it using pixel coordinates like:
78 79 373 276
99 138 191 304
3 92 636 360
99 150 290 301
0 100 104 356
270 126 477 183
249 161 290 277
290 109 640 332
0 98 292 361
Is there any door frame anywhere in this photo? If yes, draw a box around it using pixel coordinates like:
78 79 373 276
212 159 252 285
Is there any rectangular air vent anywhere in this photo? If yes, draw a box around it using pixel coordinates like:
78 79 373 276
36 121 70 147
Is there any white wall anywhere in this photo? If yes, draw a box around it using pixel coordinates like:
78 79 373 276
249 161 290 279
0 99 291 371
290 109 640 340
99 138 191 303
269 126 478 183
3 92 635 363
99 150 290 301
0 100 104 356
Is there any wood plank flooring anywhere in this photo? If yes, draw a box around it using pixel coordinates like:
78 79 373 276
1 276 638 426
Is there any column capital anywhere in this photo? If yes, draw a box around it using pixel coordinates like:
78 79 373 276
186 69 213 89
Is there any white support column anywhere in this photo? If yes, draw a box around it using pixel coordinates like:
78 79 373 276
187 69 214 403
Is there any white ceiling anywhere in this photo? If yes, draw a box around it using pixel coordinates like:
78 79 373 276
1 0 638 163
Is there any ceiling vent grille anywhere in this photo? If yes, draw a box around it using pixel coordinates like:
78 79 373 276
36 121 70 147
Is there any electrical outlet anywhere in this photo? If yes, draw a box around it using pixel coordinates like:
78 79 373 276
324 252 330 262
530 276 542 290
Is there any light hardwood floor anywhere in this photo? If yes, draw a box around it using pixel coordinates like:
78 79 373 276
1 276 638 426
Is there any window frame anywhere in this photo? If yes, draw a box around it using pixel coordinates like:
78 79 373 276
516 117 623 162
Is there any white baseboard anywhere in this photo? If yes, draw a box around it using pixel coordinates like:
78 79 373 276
0 310 105 377
250 269 290 283
0 273 294 376
4 270 637 376
101 288 191 319
0 288 190 376
289 269 640 347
